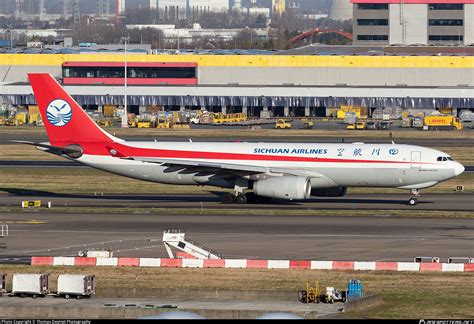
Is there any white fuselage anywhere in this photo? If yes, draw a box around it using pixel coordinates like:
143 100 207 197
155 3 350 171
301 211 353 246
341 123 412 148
73 141 463 191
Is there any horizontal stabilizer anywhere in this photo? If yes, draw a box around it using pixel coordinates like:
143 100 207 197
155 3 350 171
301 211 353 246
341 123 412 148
12 141 83 157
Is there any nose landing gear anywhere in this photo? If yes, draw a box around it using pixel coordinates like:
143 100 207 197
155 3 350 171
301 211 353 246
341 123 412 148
408 189 420 206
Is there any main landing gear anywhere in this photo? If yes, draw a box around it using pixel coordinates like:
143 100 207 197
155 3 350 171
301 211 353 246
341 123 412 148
222 192 248 204
408 189 420 206
221 192 271 204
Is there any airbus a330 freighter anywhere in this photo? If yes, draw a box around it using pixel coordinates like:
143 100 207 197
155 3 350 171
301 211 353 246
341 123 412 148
21 74 465 205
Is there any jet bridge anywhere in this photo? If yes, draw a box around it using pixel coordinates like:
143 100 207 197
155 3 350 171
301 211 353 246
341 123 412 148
162 228 222 260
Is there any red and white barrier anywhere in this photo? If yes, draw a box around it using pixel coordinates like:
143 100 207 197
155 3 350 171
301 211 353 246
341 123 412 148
29 256 473 272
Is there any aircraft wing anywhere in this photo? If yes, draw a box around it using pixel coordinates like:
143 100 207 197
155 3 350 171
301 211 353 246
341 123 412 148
126 156 323 178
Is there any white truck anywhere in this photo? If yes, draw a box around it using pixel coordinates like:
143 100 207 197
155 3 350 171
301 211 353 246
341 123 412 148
12 273 50 298
323 287 346 304
77 248 113 258
1 273 6 295
57 274 95 299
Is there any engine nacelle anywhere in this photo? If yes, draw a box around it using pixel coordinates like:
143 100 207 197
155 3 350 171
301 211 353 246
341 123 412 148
311 187 347 197
253 176 311 200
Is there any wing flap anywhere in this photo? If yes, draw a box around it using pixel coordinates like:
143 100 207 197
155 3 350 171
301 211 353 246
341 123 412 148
127 156 322 178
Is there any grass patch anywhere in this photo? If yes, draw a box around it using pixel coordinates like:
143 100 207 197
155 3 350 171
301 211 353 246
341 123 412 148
0 265 472 319
0 207 472 219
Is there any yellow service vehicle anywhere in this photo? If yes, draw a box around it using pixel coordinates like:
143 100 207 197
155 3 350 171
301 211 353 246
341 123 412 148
28 113 41 125
15 112 27 126
137 120 153 128
300 119 314 129
156 118 171 129
275 119 292 129
423 115 463 130
346 123 356 130
356 121 367 130
212 113 248 123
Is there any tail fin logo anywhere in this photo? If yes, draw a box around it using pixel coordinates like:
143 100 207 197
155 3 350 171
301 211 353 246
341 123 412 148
46 99 72 127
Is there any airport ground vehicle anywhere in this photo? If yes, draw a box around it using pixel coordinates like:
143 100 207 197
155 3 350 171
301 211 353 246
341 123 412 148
137 120 154 128
11 274 49 298
346 123 356 130
21 74 465 206
156 118 171 129
275 119 292 129
423 116 463 130
321 287 346 304
57 275 95 299
298 281 321 304
366 121 379 130
300 119 314 129
213 113 247 124
356 121 366 130
77 248 113 257
413 117 424 128
401 117 413 128
1 274 6 295
380 121 392 130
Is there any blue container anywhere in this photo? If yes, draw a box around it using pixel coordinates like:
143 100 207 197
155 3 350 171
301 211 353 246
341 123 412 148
347 279 363 300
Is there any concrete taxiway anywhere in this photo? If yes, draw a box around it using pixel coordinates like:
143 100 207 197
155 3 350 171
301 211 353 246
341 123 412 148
0 192 472 211
0 210 472 261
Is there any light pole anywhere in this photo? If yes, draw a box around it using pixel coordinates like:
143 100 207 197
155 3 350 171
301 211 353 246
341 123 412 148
121 36 130 128
6 26 13 50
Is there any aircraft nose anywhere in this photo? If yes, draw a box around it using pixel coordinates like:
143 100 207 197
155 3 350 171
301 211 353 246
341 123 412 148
454 162 465 176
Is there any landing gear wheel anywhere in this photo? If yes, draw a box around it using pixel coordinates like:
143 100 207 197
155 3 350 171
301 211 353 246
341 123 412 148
408 197 418 206
235 193 247 204
222 193 235 204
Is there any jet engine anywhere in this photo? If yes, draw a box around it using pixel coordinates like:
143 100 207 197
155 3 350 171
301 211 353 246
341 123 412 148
253 176 311 200
311 187 347 197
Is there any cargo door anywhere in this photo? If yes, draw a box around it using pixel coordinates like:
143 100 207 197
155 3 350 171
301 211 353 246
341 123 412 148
411 151 421 169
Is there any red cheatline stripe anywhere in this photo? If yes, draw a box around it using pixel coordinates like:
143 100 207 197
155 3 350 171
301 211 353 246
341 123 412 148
109 143 428 165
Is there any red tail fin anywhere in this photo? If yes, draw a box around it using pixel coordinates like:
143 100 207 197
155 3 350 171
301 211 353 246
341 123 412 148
28 74 116 146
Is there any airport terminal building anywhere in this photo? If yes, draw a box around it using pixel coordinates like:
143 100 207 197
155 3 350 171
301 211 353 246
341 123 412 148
0 52 473 118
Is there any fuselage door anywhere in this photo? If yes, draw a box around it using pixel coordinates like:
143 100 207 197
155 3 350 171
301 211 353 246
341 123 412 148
411 151 421 168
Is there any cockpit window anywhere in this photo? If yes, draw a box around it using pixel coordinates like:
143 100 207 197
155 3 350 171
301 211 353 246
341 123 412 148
437 156 453 162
